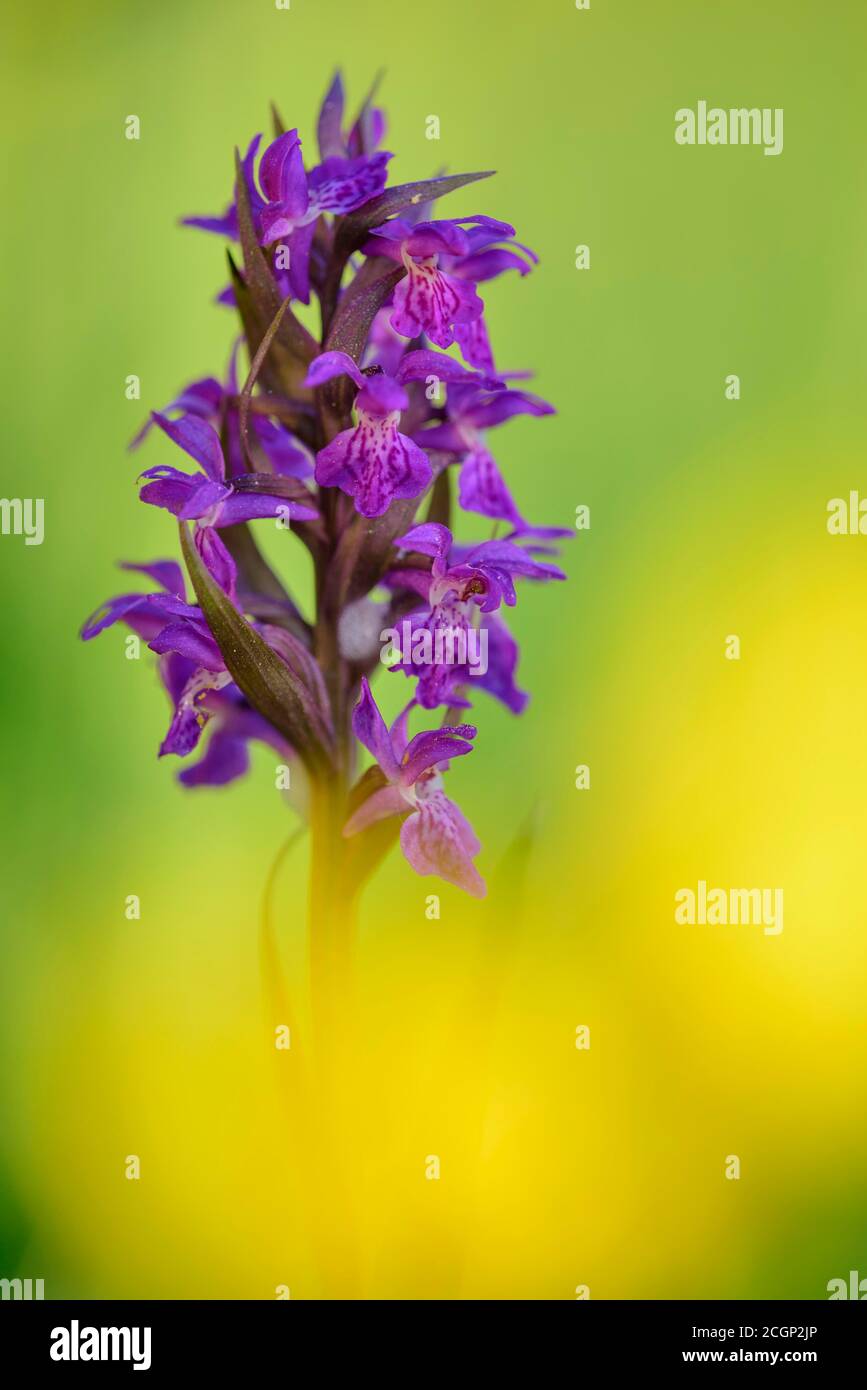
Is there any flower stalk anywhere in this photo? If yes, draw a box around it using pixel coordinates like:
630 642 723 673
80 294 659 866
82 70 569 1057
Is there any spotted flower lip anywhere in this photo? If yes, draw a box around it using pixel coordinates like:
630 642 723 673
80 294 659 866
365 216 536 354
344 678 485 898
304 349 486 518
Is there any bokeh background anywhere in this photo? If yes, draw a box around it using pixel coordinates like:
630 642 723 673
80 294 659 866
2 0 867 1299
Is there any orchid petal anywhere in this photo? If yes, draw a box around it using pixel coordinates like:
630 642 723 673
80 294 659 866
343 783 407 836
151 412 226 483
400 793 485 897
351 677 401 782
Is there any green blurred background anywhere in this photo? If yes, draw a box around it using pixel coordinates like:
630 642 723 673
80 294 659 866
2 0 867 1298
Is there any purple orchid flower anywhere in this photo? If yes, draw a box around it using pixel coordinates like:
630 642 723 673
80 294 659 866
344 678 484 898
184 128 390 305
417 381 570 540
162 652 291 787
255 129 391 299
304 348 484 518
365 216 536 360
386 608 529 715
80 562 292 780
130 344 314 481
85 74 568 913
384 522 564 708
153 610 324 768
138 411 317 597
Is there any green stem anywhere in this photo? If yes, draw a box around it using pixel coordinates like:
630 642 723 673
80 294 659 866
308 771 357 1062
307 769 361 1295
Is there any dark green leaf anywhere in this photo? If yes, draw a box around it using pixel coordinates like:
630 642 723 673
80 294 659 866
259 625 334 751
336 169 495 253
324 260 404 360
220 520 301 612
179 521 333 774
219 521 309 644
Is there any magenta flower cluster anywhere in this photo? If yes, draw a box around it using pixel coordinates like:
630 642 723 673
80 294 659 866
83 74 567 898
